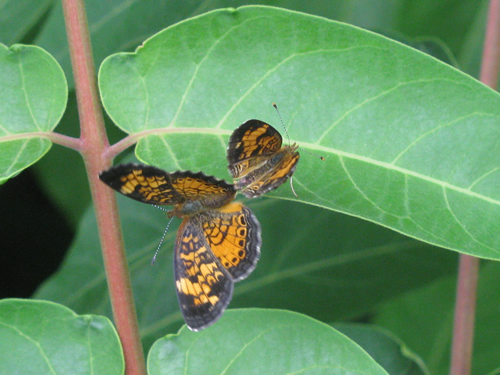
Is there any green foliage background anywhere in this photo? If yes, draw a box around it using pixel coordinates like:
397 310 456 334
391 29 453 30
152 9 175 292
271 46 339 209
1 1 499 374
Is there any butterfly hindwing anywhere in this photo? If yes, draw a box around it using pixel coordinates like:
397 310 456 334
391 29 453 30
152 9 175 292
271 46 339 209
174 217 234 331
236 149 300 198
200 202 261 281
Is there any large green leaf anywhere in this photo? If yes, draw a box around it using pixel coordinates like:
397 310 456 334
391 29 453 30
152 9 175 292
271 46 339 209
0 299 123 375
0 44 67 183
34 187 456 349
29 1 485 224
98 6 500 259
148 309 387 374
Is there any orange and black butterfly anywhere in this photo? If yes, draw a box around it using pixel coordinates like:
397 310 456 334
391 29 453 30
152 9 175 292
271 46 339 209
99 164 261 331
227 119 300 198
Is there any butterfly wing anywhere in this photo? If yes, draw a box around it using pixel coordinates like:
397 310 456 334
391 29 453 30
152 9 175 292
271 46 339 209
237 146 300 198
227 120 283 178
174 217 233 331
99 163 184 205
169 171 236 214
200 202 261 281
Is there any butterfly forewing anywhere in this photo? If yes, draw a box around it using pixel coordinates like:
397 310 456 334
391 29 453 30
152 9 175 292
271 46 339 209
99 164 184 205
227 120 300 198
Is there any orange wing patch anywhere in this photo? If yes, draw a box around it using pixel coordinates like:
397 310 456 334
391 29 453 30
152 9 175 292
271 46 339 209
200 202 261 281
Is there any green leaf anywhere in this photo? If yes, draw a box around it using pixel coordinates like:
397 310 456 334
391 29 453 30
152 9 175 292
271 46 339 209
98 6 500 260
148 309 387 374
334 323 428 374
0 299 123 375
0 44 67 183
34 184 456 349
374 261 500 375
0 0 53 45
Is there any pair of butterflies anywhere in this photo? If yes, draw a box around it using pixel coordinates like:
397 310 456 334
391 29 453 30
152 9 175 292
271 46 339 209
99 119 300 331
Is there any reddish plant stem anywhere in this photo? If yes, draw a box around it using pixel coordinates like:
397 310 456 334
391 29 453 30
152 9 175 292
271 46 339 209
61 0 146 374
480 0 500 88
449 256 480 375
449 1 500 374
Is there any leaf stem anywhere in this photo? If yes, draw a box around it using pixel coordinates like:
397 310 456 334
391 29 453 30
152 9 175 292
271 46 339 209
103 127 231 160
1 132 82 151
449 1 500 374
61 0 146 373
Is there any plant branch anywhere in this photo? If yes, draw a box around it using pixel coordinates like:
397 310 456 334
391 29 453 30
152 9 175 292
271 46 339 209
61 0 146 373
449 1 500 374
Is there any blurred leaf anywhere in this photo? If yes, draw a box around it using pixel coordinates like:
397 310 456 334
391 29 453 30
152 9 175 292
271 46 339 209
457 0 488 79
98 6 500 260
374 29 458 67
334 323 429 375
375 275 454 374
0 0 53 45
390 0 483 56
148 309 387 375
374 260 500 375
34 187 457 349
36 0 229 88
34 0 485 88
0 299 123 375
0 43 67 183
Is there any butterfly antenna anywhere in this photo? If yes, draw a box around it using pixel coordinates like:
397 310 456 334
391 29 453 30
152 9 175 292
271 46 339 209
151 216 174 265
273 103 292 145
300 148 326 161
152 204 168 212
273 103 325 161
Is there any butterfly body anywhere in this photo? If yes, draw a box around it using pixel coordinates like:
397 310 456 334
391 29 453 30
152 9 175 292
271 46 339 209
227 119 300 198
99 164 261 331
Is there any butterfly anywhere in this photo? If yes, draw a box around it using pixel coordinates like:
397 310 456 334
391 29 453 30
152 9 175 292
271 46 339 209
227 119 300 198
99 164 261 331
